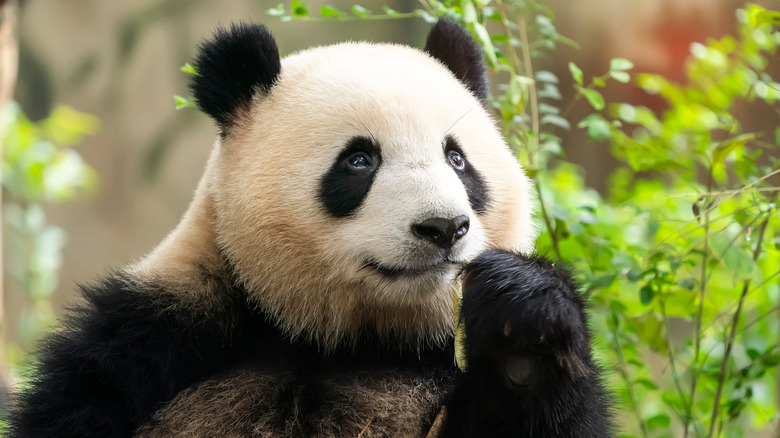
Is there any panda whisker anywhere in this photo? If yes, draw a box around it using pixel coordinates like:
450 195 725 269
359 121 380 147
444 106 476 136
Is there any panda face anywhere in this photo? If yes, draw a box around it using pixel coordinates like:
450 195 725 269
300 52 494 296
193 26 536 347
321 133 485 267
322 131 488 299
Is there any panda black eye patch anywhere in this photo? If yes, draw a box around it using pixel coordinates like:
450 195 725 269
444 135 489 214
319 136 382 218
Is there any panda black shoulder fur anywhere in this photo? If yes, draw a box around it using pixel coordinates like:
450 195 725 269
7 20 612 437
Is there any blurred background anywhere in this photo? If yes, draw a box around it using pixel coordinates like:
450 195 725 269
2 0 779 435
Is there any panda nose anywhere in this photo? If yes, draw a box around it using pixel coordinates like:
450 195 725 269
412 215 470 250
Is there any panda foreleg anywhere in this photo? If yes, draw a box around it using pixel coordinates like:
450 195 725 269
441 249 612 437
5 274 249 438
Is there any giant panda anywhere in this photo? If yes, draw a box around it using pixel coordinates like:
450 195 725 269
7 19 611 437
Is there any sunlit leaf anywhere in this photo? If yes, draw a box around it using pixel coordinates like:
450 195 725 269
568 62 583 85
462 1 477 24
41 106 99 146
266 4 286 16
381 5 398 16
535 70 559 84
321 5 345 17
635 378 659 390
580 88 605 110
470 22 498 69
646 414 670 429
577 114 611 140
538 83 562 100
179 63 199 76
712 133 756 163
291 0 308 17
639 284 654 305
541 114 570 130
609 70 630 83
416 9 437 24
610 57 634 72
351 4 371 18
174 95 195 110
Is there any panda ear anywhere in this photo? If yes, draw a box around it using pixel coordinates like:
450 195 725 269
424 19 488 105
190 23 281 136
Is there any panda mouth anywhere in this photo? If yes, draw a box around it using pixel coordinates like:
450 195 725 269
364 259 463 278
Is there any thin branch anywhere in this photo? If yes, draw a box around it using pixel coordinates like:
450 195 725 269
494 0 532 148
416 0 434 15
517 11 562 260
559 90 584 119
494 1 560 260
494 0 523 76
610 321 650 438
741 302 780 334
535 179 562 260
698 268 780 364
688 169 713 438
684 214 758 264
659 296 695 431
642 203 758 266
559 71 612 119
357 416 376 438
653 168 780 253
697 219 778 334
707 216 770 438
287 12 421 22
517 17 539 154
667 186 780 198
704 213 766 285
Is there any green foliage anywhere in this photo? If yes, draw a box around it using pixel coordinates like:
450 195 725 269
3 104 98 202
179 63 199 76
173 95 195 110
268 1 780 436
173 64 199 110
266 2 426 22
2 102 98 369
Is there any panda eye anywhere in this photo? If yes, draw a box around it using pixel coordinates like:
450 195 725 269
447 150 466 171
345 152 372 172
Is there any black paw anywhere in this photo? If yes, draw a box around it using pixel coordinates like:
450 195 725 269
460 250 592 388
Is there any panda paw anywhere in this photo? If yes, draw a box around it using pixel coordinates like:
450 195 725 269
460 249 592 389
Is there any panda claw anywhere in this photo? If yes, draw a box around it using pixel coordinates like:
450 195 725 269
502 321 513 338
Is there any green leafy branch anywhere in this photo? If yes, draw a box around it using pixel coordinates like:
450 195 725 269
267 1 433 22
3 102 98 372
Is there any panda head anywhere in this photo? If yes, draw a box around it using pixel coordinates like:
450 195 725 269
188 21 535 348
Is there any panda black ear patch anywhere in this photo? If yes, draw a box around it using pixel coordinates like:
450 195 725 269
424 19 488 105
190 23 281 135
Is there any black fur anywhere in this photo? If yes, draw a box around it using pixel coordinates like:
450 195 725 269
5 273 251 438
445 135 489 214
5 270 452 437
319 136 382 218
190 23 281 136
442 250 612 437
424 19 489 105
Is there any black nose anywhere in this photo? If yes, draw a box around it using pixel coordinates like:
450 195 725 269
412 215 470 250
